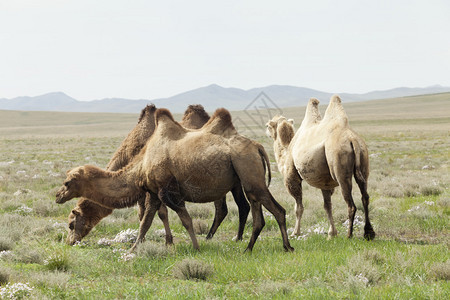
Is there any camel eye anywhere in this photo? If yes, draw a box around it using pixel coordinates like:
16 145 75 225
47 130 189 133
68 222 74 230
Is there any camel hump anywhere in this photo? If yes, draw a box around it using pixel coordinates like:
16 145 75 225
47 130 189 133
155 108 186 136
155 108 176 124
181 104 211 129
323 94 348 125
203 108 236 135
301 98 322 127
138 104 156 123
309 97 320 106
330 94 341 104
184 104 207 115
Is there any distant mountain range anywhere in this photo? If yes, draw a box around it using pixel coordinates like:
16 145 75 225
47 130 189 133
1 84 449 113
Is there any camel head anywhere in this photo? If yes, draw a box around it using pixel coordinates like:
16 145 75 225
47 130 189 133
266 116 294 144
66 199 113 245
55 166 87 204
66 206 94 245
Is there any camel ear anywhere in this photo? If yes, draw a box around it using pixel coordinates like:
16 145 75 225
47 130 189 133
287 119 294 125
71 209 80 216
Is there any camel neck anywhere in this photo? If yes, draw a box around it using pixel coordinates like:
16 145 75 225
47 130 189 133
83 166 144 209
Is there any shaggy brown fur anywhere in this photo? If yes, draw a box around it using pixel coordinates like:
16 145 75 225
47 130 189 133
57 107 292 252
266 96 375 240
180 104 210 129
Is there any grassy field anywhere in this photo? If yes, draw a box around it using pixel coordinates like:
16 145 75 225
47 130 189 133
0 93 449 299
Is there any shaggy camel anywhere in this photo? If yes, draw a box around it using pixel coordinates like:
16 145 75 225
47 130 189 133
67 105 172 245
266 95 375 240
67 104 250 245
56 108 293 252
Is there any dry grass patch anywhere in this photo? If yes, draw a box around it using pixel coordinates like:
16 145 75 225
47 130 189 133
172 259 213 281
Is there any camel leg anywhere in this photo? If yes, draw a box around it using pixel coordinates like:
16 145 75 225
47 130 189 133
158 178 199 250
244 195 265 252
258 190 294 252
339 178 357 238
321 189 337 239
356 178 375 240
137 195 146 221
231 185 250 241
284 163 304 236
157 204 173 245
130 193 160 252
206 197 228 240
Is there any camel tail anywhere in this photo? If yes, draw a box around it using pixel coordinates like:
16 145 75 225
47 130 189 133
351 139 365 184
258 144 272 187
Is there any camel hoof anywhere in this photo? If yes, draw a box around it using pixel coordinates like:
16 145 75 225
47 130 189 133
284 245 295 252
165 236 174 246
364 230 376 241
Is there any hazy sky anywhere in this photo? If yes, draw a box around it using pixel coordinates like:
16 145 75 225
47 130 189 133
1 0 449 100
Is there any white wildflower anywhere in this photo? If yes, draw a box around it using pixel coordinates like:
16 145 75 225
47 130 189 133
0 282 34 299
119 252 136 262
13 189 31 196
262 211 273 219
16 170 26 175
113 229 138 243
43 160 53 165
0 250 13 260
408 205 421 212
154 229 166 237
343 215 364 227
15 205 33 214
0 160 15 166
421 165 435 170
32 174 40 179
424 201 434 206
51 221 66 229
355 273 369 285
47 171 60 177
97 238 112 246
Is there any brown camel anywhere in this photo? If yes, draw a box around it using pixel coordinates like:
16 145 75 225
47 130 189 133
266 95 375 240
67 104 250 245
67 105 172 245
56 108 293 252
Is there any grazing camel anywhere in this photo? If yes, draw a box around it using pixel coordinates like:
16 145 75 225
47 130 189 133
266 95 375 240
67 104 250 245
56 108 293 252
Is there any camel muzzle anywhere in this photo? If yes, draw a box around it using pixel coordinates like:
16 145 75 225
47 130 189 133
55 187 68 204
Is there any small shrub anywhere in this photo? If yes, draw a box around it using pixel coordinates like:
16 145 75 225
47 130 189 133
31 271 70 289
0 237 13 251
193 219 209 235
13 248 42 264
136 241 169 258
420 186 442 196
259 280 292 296
187 204 212 220
172 259 213 281
44 250 70 271
429 260 450 281
0 267 10 285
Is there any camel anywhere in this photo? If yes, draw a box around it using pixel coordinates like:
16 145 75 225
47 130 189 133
266 95 375 240
56 108 293 252
67 104 250 245
66 105 172 245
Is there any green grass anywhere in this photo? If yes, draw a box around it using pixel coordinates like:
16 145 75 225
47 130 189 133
0 93 449 299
